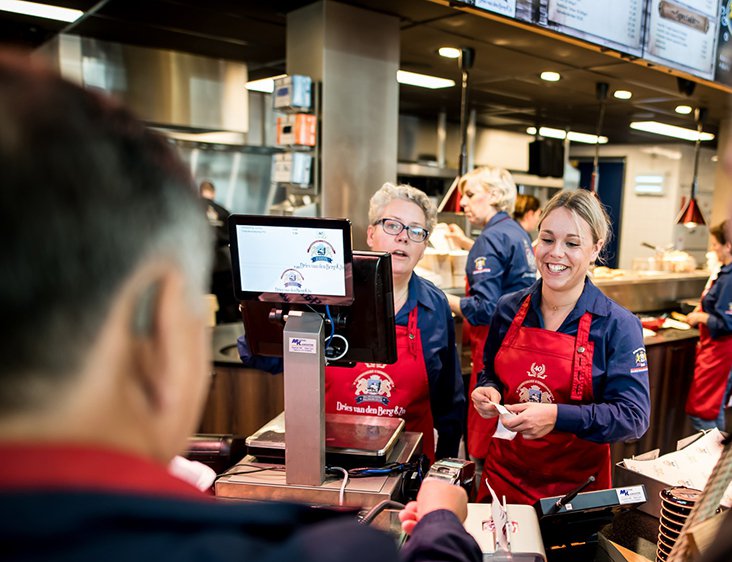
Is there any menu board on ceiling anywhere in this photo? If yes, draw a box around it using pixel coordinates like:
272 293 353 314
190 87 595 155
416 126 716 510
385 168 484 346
451 0 534 22
643 0 720 80
539 0 647 57
715 0 732 85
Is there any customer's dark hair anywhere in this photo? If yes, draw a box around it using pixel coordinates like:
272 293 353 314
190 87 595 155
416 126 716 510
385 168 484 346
0 50 211 412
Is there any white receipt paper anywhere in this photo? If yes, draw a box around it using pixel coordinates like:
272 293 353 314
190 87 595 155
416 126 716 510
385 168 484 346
490 401 517 441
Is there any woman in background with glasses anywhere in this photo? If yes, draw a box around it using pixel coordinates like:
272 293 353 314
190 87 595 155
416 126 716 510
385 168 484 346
239 182 465 462
444 167 537 475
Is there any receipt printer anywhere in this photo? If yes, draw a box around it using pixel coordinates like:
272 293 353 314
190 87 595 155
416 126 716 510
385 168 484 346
424 458 476 495
463 503 546 561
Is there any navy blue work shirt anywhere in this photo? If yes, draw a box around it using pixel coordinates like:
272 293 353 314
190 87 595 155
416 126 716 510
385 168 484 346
460 211 537 327
477 278 651 444
703 262 732 339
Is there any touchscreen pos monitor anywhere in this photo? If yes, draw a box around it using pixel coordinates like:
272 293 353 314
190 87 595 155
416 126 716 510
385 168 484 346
229 215 354 306
229 214 397 365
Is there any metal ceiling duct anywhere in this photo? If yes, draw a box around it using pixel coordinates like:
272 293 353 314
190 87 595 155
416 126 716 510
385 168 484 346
36 34 248 133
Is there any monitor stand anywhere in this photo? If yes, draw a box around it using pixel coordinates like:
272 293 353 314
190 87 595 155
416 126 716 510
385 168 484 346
282 310 326 486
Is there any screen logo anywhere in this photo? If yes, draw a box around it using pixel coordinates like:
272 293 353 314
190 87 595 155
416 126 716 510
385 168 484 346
308 239 336 263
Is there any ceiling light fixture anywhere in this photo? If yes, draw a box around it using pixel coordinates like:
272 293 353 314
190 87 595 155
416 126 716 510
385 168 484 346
613 90 632 100
0 0 81 22
540 71 561 82
397 70 455 89
675 105 693 115
526 126 608 144
629 121 714 142
245 74 287 94
438 47 461 59
676 108 708 229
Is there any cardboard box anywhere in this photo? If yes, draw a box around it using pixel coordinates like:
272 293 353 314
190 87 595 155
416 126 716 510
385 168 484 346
614 432 705 518
272 152 312 186
273 75 312 111
276 114 317 147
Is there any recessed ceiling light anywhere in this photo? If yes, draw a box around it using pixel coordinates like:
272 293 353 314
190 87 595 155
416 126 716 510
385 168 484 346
540 71 561 82
675 105 693 115
525 126 607 144
614 90 632 100
0 0 82 22
397 70 455 89
630 121 714 141
245 74 287 94
438 47 461 59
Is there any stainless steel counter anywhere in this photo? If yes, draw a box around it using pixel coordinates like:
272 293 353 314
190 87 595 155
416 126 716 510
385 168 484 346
593 271 708 313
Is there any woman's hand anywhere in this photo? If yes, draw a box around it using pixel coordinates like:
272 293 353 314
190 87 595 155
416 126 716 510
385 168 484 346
445 223 474 250
502 403 558 439
471 386 502 418
686 311 709 327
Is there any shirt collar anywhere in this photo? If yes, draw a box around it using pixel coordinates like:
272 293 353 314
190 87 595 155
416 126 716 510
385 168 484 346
0 443 209 500
529 277 610 320
486 211 510 227
407 273 436 312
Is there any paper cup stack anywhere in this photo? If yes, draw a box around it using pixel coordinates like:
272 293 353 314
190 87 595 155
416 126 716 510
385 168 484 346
656 486 700 561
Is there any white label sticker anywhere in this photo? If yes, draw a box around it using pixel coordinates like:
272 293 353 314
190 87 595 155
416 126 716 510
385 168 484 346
616 485 646 505
288 337 317 354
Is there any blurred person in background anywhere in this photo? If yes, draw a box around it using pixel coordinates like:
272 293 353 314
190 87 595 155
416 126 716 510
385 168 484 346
685 220 732 432
199 180 237 324
513 193 542 238
444 167 537 475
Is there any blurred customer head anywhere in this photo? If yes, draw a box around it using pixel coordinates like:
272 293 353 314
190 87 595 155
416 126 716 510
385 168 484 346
0 50 212 462
458 166 517 228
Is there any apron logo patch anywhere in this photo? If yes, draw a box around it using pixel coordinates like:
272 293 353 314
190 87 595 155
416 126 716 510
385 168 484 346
527 362 547 379
353 370 395 405
726 302 732 316
516 380 554 404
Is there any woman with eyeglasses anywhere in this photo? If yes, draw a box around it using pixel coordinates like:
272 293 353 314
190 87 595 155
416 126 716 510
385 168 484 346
238 183 465 462
444 167 537 473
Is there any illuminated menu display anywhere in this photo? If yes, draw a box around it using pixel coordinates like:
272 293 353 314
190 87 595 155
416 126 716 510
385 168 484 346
474 0 517 18
643 0 720 80
545 0 646 57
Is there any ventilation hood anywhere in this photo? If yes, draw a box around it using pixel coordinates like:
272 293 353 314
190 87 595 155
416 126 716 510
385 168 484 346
37 34 248 133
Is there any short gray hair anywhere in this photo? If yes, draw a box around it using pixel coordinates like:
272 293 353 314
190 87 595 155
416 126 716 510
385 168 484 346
368 182 437 232
459 166 517 214
0 51 211 413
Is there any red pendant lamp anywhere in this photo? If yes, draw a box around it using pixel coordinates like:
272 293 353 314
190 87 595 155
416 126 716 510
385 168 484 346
675 107 707 229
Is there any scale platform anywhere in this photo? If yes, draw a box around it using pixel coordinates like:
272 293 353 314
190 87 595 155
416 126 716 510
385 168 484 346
245 412 405 467
216 428 422 508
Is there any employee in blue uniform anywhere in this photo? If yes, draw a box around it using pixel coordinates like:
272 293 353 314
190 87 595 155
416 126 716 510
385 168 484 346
685 220 732 431
239 183 465 461
0 51 480 562
471 189 650 505
444 167 537 470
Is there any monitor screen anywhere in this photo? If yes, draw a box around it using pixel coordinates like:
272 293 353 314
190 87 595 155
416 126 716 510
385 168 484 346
229 215 354 306
239 251 397 365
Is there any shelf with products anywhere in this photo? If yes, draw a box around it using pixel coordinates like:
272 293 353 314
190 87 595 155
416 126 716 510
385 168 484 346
270 75 321 214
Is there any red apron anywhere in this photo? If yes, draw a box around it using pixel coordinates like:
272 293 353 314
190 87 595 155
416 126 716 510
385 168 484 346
478 296 611 505
466 320 498 459
685 323 732 420
325 307 436 462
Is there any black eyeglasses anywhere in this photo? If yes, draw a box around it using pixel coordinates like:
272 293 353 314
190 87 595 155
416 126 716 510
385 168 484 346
374 218 429 243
